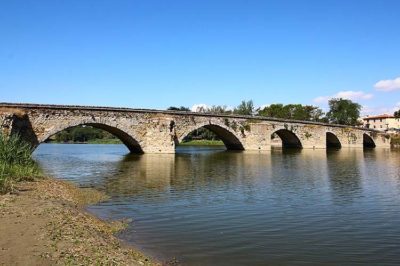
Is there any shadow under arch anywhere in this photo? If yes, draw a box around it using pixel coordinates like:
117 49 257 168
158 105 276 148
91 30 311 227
272 129 302 148
178 124 244 150
326 132 342 148
363 133 376 148
43 123 143 154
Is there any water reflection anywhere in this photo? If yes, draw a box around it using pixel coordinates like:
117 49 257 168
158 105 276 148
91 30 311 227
33 144 400 265
104 150 274 198
326 149 363 204
104 154 176 196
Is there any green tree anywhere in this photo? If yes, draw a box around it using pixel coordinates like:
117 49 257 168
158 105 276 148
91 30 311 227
167 106 190 111
258 104 288 118
258 104 324 121
184 127 219 141
52 126 117 143
394 109 400 118
207 105 233 114
234 100 254 115
326 98 361 125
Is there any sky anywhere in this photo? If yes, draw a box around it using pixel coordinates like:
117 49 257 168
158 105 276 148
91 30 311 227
1 0 399 115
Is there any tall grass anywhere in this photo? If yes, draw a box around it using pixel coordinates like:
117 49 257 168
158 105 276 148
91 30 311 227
0 133 41 193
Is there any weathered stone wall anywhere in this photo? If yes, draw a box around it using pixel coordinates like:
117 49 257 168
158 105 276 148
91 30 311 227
0 103 391 153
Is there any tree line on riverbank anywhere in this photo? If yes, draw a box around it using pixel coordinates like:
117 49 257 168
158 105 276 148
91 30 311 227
169 98 364 126
48 126 121 144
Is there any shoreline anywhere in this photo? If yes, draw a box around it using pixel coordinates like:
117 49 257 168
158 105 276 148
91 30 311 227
0 178 159 265
45 139 225 146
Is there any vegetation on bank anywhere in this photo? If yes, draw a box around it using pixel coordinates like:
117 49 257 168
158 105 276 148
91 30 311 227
391 134 400 146
49 126 119 143
0 133 41 193
49 138 123 144
179 140 224 146
86 138 122 144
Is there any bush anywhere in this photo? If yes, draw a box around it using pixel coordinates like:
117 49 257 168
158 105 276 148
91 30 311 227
0 133 41 193
391 135 400 146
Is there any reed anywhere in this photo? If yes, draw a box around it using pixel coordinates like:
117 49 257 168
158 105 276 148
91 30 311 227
0 133 41 193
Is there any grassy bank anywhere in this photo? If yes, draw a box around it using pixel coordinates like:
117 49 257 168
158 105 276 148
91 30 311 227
86 138 122 144
0 133 158 265
179 139 224 146
0 133 42 193
47 138 122 144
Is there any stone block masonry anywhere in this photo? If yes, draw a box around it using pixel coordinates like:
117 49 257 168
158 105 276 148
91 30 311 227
0 103 391 153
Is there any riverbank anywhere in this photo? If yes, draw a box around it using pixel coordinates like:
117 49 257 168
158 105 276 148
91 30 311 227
46 139 122 144
0 178 158 265
179 140 224 146
48 139 224 146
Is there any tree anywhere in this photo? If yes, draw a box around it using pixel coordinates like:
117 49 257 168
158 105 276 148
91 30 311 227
52 126 117 143
234 100 254 115
258 104 324 121
394 109 400 118
258 104 288 118
207 105 232 114
167 106 190 111
184 128 219 141
326 98 361 125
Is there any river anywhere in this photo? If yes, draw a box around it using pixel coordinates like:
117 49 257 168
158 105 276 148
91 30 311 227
33 144 400 265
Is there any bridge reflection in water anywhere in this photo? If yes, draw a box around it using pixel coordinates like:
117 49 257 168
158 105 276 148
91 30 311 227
33 144 400 265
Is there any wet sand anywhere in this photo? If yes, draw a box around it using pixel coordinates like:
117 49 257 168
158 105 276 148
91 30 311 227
0 178 159 266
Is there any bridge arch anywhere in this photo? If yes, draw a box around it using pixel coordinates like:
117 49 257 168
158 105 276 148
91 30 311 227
272 129 302 148
39 120 143 153
177 122 245 150
363 133 376 148
326 132 342 148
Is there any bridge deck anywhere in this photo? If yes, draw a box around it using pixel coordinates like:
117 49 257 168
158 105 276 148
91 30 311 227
0 102 378 132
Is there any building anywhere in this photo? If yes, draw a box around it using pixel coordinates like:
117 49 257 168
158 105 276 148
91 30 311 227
363 114 400 132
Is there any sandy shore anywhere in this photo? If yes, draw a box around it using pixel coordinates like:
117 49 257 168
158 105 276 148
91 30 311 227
0 178 159 266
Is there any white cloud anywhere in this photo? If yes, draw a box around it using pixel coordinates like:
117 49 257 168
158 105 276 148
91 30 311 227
313 96 330 103
314 90 373 104
258 104 270 110
191 104 208 112
225 105 234 111
336 91 373 100
374 77 400 92
361 103 400 116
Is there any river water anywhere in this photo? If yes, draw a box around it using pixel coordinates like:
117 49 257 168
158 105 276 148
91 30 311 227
33 144 400 265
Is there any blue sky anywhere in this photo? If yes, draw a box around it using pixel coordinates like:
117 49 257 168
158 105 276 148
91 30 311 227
1 0 399 114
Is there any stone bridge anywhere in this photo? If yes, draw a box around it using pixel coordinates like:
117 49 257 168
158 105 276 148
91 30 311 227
0 103 390 153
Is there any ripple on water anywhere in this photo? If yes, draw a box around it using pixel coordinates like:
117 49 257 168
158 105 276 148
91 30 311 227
34 144 400 265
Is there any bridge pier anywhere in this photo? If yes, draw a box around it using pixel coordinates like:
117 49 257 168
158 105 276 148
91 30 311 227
241 123 271 151
0 109 39 148
140 117 176 154
333 129 364 148
296 126 326 149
